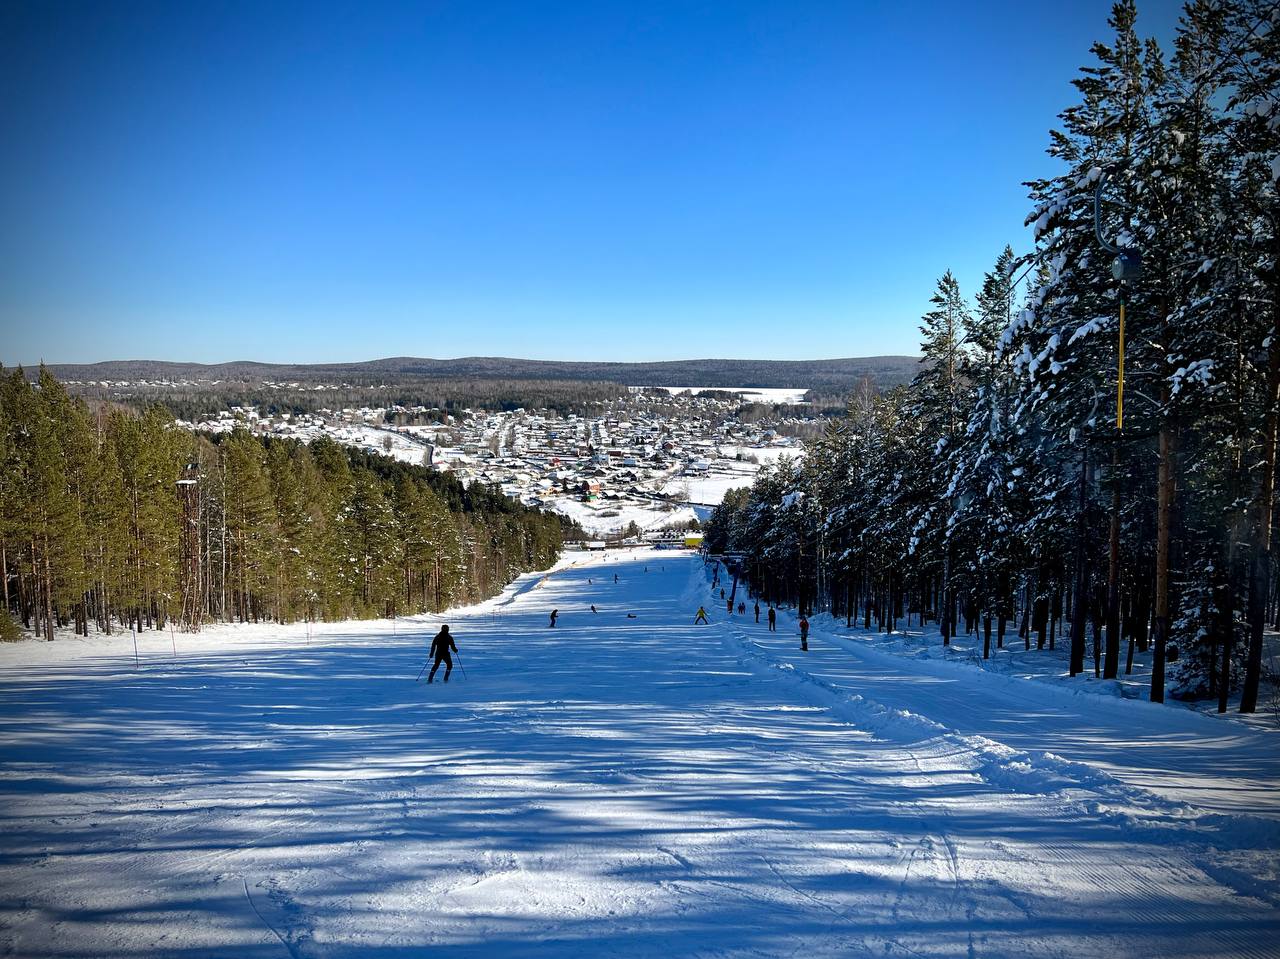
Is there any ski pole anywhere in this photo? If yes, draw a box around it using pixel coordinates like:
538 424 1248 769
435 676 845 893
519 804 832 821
454 651 468 681
415 658 431 682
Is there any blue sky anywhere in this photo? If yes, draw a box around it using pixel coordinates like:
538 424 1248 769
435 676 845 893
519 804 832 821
0 1 1182 365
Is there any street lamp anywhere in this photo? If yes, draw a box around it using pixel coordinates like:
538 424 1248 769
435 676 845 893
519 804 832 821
1093 170 1144 429
1093 169 1143 681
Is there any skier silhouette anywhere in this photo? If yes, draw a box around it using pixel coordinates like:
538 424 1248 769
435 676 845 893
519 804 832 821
768 607 777 632
754 601 760 623
799 616 810 651
737 601 745 615
427 625 457 683
549 609 558 628
694 606 710 624
591 604 598 614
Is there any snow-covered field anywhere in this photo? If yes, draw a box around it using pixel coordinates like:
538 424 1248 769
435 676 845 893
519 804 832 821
545 498 700 535
654 387 810 404
1 551 1277 957
660 472 756 506
658 452 799 508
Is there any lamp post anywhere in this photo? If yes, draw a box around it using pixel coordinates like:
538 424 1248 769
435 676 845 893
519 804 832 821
1094 171 1144 430
1093 172 1143 681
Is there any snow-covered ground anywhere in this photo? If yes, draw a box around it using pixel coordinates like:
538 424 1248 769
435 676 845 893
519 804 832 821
660 472 756 506
545 498 700 535
1 551 1277 957
657 451 799 508
327 424 433 465
796 605 1280 733
653 387 810 404
714 444 801 465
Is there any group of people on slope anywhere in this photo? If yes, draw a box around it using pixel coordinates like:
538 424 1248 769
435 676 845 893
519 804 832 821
693 597 809 650
426 563 814 687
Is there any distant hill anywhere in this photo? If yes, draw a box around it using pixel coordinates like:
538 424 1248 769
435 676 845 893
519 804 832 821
37 356 920 391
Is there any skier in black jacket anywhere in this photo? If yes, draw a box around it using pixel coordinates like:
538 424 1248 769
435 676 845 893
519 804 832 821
428 625 457 683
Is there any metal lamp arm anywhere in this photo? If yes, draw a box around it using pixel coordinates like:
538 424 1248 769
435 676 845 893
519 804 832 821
1094 170 1122 256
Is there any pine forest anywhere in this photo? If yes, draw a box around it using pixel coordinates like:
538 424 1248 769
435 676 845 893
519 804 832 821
705 0 1279 714
0 367 570 641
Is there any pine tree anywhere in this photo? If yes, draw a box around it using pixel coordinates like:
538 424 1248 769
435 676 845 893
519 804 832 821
220 429 276 623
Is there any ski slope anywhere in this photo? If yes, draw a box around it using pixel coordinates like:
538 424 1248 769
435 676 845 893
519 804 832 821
1 550 1277 958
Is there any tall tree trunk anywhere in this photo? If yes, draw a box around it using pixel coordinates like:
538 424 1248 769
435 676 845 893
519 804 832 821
1242 290 1280 711
1151 415 1176 704
1105 440 1122 678
1071 453 1089 675
42 532 54 642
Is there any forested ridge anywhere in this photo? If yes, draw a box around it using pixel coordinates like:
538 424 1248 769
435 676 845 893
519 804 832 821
108 378 630 422
0 367 572 640
706 0 1279 713
44 355 919 392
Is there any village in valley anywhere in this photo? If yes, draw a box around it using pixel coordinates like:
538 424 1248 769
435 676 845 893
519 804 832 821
177 385 809 537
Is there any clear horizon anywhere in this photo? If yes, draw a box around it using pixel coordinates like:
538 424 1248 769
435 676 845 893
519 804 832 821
1 1 1181 367
26 351 923 368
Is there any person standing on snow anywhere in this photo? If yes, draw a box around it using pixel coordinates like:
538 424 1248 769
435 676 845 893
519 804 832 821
753 601 760 623
767 606 777 632
799 615 810 651
694 606 710 624
427 625 457 683
737 601 745 615
549 609 559 628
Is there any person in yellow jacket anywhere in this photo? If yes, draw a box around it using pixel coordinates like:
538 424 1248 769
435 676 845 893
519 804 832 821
694 606 710 624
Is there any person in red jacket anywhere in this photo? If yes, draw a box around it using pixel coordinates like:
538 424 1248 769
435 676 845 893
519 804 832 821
799 616 810 651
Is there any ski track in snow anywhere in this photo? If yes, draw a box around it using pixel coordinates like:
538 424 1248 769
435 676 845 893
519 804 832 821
0 550 1277 958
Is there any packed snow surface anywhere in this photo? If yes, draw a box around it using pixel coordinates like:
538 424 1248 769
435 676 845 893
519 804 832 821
1 551 1278 957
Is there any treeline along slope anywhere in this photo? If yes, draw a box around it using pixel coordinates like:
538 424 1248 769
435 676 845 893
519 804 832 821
0 367 574 640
